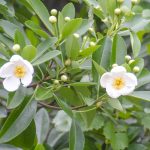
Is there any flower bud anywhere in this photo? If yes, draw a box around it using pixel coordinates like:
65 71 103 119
65 59 72 66
96 101 103 108
131 0 139 4
128 59 135 65
117 0 124 3
133 66 140 73
54 80 59 84
125 55 131 62
112 64 118 68
12 44 20 52
88 27 94 33
65 16 71 22
49 16 57 24
73 33 80 38
90 42 96 47
50 9 57 16
114 8 121 15
61 75 68 82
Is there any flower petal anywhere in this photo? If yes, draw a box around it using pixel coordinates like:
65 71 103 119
100 72 112 88
124 73 138 86
3 76 20 92
121 86 135 95
106 84 121 98
0 62 14 78
23 60 34 74
111 66 126 73
10 55 24 62
21 73 33 87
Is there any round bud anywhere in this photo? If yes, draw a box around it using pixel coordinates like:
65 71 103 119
90 42 96 47
49 16 57 24
125 55 131 61
129 59 135 65
12 44 20 52
133 66 140 73
64 16 71 22
54 80 59 84
73 33 80 38
61 75 68 82
65 59 72 66
96 101 103 108
114 8 122 15
50 9 57 16
131 0 138 4
112 64 118 68
117 0 124 3
88 27 94 33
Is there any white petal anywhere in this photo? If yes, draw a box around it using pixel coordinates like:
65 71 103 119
111 66 126 73
106 84 121 98
100 72 112 88
121 86 135 95
10 55 24 62
21 73 33 87
22 60 34 74
124 73 138 86
0 62 14 78
3 76 20 92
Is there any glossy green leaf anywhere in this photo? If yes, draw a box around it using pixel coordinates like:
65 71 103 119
21 45 37 61
108 99 123 111
34 144 45 150
26 0 54 34
35 108 50 144
69 120 85 150
111 34 127 65
0 97 37 143
32 50 61 66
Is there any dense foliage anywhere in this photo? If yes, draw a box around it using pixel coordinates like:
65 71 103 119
0 0 150 149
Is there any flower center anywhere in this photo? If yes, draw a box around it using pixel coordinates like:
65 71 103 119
112 77 125 90
14 66 26 78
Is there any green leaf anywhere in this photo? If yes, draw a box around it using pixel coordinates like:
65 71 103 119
130 31 141 58
0 97 37 143
9 121 36 149
69 82 96 86
26 0 54 34
58 12 65 34
61 18 82 40
32 50 61 66
128 144 147 150
0 106 7 118
62 3 75 19
35 144 45 150
128 91 150 101
14 29 26 49
25 20 49 38
21 45 37 61
80 45 100 57
69 120 85 150
142 9 150 19
111 34 127 65
33 37 57 62
92 60 106 76
7 86 27 109
65 35 80 60
108 99 123 111
35 108 50 144
111 133 128 150
35 86 53 101
0 144 21 150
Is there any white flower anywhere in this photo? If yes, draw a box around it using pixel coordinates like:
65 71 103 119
52 110 72 132
100 66 137 98
0 55 34 92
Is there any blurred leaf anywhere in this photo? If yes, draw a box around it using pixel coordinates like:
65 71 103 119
62 3 75 19
128 143 147 150
69 120 85 150
32 50 61 66
111 34 127 65
26 0 54 34
0 144 21 150
21 45 37 61
35 108 50 144
130 31 141 58
108 99 124 111
0 106 7 118
34 144 45 150
0 97 37 143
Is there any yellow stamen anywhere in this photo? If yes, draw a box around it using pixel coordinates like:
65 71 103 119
112 77 125 90
14 66 26 78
